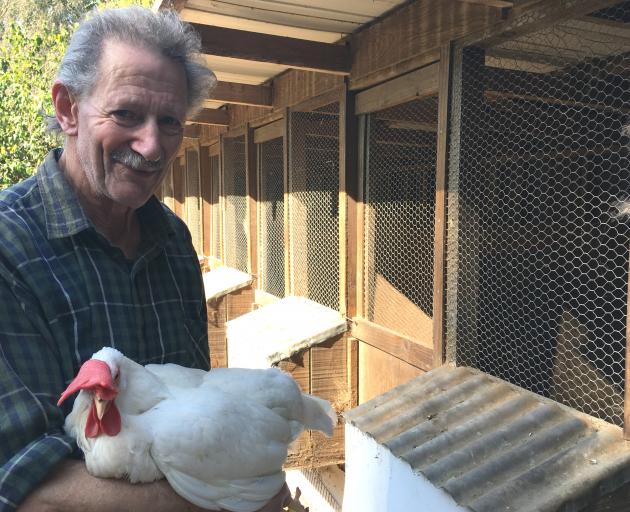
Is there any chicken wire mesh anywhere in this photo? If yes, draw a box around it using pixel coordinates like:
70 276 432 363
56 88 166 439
362 97 437 342
185 148 202 255
446 5 630 426
210 154 222 260
258 137 285 298
288 103 340 311
222 135 249 273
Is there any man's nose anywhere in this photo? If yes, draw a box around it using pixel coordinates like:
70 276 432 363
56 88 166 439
130 120 162 163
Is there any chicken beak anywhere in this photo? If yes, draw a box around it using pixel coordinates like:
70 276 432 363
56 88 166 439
94 397 110 420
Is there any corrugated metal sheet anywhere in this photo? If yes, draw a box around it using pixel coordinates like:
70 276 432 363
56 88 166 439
344 365 630 512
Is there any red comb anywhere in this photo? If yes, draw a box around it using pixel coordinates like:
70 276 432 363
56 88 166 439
58 359 117 406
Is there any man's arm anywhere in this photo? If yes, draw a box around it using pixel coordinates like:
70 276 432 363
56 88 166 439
18 460 291 512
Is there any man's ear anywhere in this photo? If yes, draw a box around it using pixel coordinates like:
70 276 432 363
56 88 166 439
52 81 79 136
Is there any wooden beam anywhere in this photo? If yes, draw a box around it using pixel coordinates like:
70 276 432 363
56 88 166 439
183 125 201 138
351 317 434 372
253 119 284 144
190 108 230 126
458 0 514 7
210 81 272 108
355 62 440 115
432 44 451 369
191 23 351 75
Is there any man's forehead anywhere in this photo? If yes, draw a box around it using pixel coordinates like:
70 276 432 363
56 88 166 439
88 39 188 112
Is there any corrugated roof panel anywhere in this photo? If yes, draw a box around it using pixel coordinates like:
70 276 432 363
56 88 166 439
344 366 630 512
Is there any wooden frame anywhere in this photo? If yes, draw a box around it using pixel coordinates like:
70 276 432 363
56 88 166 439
185 145 203 255
353 57 446 369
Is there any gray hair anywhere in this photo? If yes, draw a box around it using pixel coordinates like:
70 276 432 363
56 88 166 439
48 6 215 132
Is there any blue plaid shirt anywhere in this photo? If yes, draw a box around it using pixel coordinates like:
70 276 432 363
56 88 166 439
0 150 209 510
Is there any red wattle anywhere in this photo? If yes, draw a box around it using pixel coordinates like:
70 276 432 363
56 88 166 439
85 402 122 438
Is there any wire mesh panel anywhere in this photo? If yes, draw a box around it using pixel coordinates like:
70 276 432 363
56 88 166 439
258 137 285 298
210 154 222 261
447 5 630 426
289 103 340 310
362 98 437 342
172 158 185 220
222 135 248 272
185 148 202 255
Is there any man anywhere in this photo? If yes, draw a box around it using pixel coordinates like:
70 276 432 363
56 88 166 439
0 7 287 512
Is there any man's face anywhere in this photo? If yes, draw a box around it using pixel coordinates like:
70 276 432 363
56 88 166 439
74 40 188 209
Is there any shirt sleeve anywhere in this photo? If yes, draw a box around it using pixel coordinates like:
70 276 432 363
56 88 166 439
0 272 75 511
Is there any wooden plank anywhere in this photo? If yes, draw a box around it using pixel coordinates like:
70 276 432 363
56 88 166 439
625 246 630 440
183 124 201 138
461 0 625 48
458 0 514 8
172 159 185 220
351 317 434 372
190 108 230 126
351 48 441 92
355 62 440 115
210 81 272 108
273 70 344 111
192 23 351 75
338 86 348 316
358 342 424 404
208 142 220 157
310 334 347 466
253 119 284 144
283 110 291 297
355 116 366 318
347 336 359 408
343 84 359 319
200 146 212 257
433 44 451 369
291 87 343 114
245 125 258 279
351 1 501 90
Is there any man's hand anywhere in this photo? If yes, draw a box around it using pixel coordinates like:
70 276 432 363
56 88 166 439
18 459 292 512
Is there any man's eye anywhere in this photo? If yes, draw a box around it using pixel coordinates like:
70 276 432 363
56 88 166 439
160 117 183 134
112 110 139 123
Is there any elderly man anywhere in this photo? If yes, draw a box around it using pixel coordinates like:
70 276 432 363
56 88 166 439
0 7 287 512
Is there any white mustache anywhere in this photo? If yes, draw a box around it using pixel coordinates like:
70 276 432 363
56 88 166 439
111 148 163 171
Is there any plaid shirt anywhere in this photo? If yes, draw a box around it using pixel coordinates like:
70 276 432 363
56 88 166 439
0 150 209 510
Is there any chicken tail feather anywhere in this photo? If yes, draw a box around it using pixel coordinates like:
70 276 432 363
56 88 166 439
301 394 336 437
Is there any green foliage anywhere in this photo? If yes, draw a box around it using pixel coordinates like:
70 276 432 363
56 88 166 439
0 23 67 188
0 0 153 189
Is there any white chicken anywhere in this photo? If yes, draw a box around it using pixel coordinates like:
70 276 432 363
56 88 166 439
58 347 336 512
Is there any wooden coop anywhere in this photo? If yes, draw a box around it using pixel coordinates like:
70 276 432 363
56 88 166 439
156 0 630 508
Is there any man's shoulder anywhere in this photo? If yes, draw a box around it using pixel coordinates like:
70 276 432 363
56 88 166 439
0 174 41 224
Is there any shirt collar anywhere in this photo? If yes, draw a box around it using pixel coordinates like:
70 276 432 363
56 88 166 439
38 149 174 245
38 149 91 239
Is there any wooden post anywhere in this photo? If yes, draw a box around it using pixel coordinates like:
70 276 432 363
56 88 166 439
200 146 211 257
432 43 452 368
283 108 291 297
245 124 258 278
